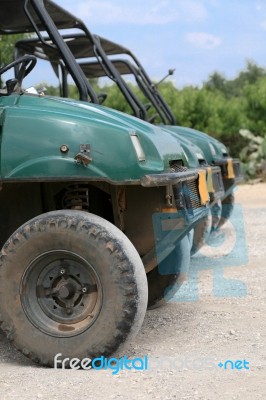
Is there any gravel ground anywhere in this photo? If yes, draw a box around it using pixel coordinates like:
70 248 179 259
0 183 265 400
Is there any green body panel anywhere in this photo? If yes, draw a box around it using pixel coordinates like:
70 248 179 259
162 128 205 167
91 104 202 169
165 126 229 164
0 94 191 182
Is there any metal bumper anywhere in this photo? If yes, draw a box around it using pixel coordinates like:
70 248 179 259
140 170 198 187
141 168 210 224
214 158 243 183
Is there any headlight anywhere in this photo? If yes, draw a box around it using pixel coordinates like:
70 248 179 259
209 143 216 156
220 146 229 156
130 134 146 161
196 152 204 160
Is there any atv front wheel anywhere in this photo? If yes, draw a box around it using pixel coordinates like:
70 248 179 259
218 193 235 228
190 212 212 256
147 235 190 309
0 210 148 366
211 200 222 231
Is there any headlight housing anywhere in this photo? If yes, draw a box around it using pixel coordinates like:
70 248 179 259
209 143 216 156
130 134 146 162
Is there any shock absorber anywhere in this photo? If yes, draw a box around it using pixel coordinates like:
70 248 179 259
61 184 89 211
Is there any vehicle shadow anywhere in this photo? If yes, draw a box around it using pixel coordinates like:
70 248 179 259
0 328 36 367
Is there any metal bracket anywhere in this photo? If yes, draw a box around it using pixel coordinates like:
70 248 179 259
74 144 92 166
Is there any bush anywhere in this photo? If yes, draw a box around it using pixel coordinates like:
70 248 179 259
239 129 266 179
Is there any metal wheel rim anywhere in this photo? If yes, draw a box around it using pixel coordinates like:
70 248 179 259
20 250 103 338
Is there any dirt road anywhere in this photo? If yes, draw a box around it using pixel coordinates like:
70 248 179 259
0 183 265 400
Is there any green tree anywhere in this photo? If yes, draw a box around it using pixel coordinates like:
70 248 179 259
0 34 31 86
204 71 227 93
35 82 60 96
243 76 266 135
0 34 31 66
204 60 266 98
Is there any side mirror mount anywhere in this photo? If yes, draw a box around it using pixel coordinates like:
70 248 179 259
154 68 176 88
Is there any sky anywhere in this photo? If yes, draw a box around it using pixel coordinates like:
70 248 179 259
23 0 266 88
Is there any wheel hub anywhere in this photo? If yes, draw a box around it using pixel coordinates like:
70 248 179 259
58 283 75 300
20 250 102 337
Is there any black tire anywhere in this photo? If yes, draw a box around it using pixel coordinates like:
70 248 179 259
211 200 222 231
190 212 212 256
218 193 235 228
0 210 148 367
147 235 190 309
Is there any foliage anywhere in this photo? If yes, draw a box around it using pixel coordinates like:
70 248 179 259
203 60 266 98
0 34 30 66
239 129 266 179
35 82 60 96
0 34 31 86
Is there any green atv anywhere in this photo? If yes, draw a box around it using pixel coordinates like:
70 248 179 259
0 0 210 366
25 29 240 229
14 31 226 255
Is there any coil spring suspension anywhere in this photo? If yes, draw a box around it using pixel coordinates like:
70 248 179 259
61 184 89 211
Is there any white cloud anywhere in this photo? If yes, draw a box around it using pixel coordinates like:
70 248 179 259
186 32 222 50
63 0 208 25
260 19 266 30
256 1 262 11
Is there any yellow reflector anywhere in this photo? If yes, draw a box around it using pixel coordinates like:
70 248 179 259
198 170 209 205
227 158 235 179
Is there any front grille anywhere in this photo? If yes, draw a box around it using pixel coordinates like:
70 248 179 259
212 170 224 192
209 167 225 201
219 163 228 176
169 160 202 211
169 160 187 173
186 180 202 209
233 160 241 178
199 159 208 167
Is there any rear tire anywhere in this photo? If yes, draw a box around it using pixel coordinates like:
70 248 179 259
0 210 148 366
